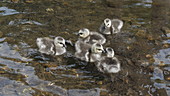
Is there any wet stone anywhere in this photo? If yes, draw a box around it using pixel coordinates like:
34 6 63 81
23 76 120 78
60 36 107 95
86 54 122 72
46 8 54 12
126 88 138 96
24 0 34 3
68 88 100 96
165 77 170 81
153 67 164 80
135 30 147 37
140 60 150 67
0 77 34 96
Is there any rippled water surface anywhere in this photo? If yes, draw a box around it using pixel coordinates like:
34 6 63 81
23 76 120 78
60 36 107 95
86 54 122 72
0 0 170 96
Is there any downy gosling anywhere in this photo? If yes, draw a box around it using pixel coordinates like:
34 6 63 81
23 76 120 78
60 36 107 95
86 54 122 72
36 36 66 55
99 18 123 35
86 43 105 62
96 47 121 73
78 28 106 45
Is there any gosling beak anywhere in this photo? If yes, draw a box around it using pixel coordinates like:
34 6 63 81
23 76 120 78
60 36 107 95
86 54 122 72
102 49 106 53
63 43 67 48
60 42 67 48
102 48 107 53
78 33 84 36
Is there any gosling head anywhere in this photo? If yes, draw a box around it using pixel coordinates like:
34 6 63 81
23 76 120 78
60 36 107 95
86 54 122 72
106 47 115 58
104 18 112 28
91 43 104 54
111 25 120 34
36 38 44 48
54 36 66 48
78 28 90 38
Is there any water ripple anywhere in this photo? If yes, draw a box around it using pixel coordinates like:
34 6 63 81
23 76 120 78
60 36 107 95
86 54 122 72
0 7 20 16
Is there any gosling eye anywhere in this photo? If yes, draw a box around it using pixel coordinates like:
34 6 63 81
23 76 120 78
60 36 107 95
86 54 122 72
79 33 83 35
59 42 63 45
97 49 102 51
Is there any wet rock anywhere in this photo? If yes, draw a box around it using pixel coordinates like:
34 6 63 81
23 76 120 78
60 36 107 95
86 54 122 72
147 35 154 41
126 46 131 50
154 82 166 90
158 61 166 67
153 67 164 80
164 70 170 81
127 88 138 96
146 54 153 58
140 60 150 67
163 44 169 48
24 0 34 3
148 65 155 73
0 77 34 96
0 38 5 42
68 88 100 96
156 89 168 96
149 58 155 63
0 7 20 16
135 30 147 37
62 2 69 6
46 8 54 12
165 77 170 81
8 19 44 26
96 81 103 85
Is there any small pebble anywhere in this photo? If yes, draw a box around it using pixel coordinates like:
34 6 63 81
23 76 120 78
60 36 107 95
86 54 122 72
25 0 34 3
127 46 131 50
46 8 54 12
76 74 79 77
146 54 152 58
97 81 103 85
163 44 169 48
158 61 166 67
166 77 170 81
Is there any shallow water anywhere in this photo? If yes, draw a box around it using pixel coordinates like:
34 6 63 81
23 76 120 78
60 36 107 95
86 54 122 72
0 0 170 96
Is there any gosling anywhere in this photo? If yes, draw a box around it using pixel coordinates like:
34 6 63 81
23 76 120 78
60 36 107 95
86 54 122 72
99 18 123 35
96 47 121 73
36 36 66 55
78 28 106 45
